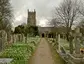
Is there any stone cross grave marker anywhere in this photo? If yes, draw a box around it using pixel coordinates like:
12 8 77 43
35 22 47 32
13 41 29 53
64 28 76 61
69 32 74 54
74 28 82 54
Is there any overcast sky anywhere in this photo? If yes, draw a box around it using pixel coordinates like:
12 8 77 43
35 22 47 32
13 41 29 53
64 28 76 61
10 0 62 27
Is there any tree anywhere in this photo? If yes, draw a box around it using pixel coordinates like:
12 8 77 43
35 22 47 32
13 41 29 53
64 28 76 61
54 0 79 41
0 0 13 32
0 0 13 43
14 25 25 34
78 0 84 17
50 18 63 27
78 0 84 35
78 19 84 35
24 25 39 37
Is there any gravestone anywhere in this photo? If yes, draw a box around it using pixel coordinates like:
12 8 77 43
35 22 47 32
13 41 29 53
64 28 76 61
22 34 25 43
15 34 20 42
74 28 82 54
7 32 12 44
25 34 28 43
3 31 7 49
0 30 7 51
0 58 13 64
69 32 74 54
22 35 25 43
18 34 21 42
21 34 24 42
12 34 17 43
16 35 18 42
0 38 3 51
82 37 84 45
17 34 23 42
10 35 13 44
58 34 61 52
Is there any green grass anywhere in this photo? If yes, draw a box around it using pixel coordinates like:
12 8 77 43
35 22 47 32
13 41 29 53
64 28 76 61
48 38 75 51
48 39 65 64
0 37 40 64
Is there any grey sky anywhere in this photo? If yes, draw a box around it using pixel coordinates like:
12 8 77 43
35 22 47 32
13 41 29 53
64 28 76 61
11 0 62 27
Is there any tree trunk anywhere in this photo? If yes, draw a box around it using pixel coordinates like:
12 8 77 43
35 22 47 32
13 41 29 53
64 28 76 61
66 27 71 41
69 40 73 54
66 32 69 41
25 36 27 43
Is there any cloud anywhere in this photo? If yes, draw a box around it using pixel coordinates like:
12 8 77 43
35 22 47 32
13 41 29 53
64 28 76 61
11 0 62 27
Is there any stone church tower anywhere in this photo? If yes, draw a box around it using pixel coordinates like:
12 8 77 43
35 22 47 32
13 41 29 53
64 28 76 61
27 9 36 26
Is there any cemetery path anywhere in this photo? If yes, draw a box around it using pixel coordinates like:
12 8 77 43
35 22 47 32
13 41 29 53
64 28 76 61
29 38 65 64
29 38 54 64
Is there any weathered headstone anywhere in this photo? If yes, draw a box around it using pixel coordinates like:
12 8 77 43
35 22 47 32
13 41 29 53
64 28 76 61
17 34 24 42
21 34 24 42
7 32 12 44
0 30 7 51
0 38 3 51
74 28 82 54
25 34 28 43
16 35 19 42
82 37 84 45
69 32 74 54
0 58 13 64
12 34 16 43
22 35 25 43
58 34 61 52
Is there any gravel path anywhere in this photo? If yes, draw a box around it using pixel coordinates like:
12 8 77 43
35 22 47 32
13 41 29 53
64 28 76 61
29 38 54 64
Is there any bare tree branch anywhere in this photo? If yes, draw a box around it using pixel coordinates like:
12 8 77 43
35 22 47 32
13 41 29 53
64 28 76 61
51 0 81 41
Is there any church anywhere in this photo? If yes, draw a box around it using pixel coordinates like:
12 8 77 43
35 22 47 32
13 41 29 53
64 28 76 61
27 9 66 37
